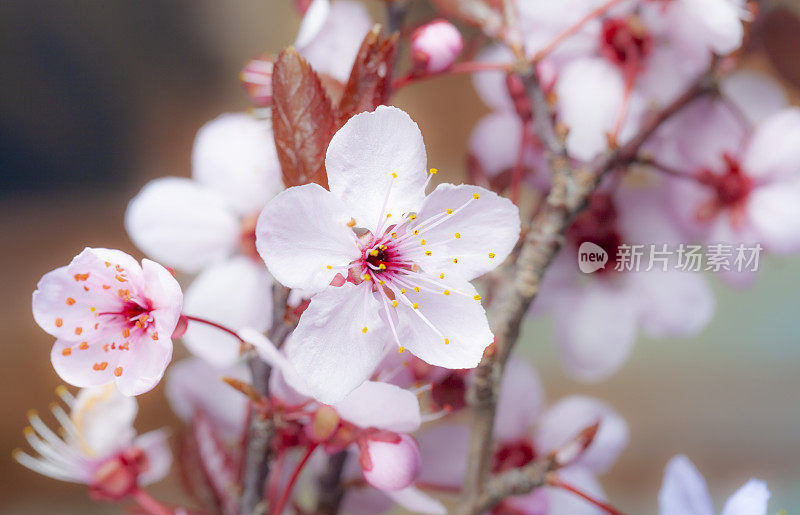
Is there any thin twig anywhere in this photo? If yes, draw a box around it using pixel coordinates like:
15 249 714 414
315 451 349 515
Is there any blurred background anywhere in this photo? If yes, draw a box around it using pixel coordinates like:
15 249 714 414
1 1 798 513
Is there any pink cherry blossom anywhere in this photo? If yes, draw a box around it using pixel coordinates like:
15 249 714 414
659 454 770 515
33 248 182 396
14 385 171 499
255 106 520 403
126 113 279 365
360 433 421 491
411 20 464 74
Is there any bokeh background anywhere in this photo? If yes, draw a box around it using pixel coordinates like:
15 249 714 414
1 1 798 513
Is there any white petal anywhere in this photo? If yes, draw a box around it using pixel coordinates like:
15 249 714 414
72 384 137 456
135 429 173 486
298 0 373 82
294 0 331 48
334 381 421 432
256 184 360 293
116 337 173 396
287 282 388 404
182 257 272 366
495 356 545 442
165 357 250 440
748 179 800 255
469 112 523 177
722 71 787 125
141 258 183 335
659 455 715 515
556 58 624 161
414 183 521 280
744 107 800 181
553 281 638 382
683 0 744 55
471 44 515 111
326 106 428 233
192 113 283 216
386 487 447 515
535 395 628 474
396 277 492 370
720 479 770 515
125 177 239 273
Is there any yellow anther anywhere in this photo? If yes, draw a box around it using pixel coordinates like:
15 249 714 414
392 172 398 178
474 294 482 301
413 303 419 309
425 251 431 256
379 264 387 270
392 300 398 307
453 258 459 263
410 214 417 220
446 208 453 214
386 213 392 218
489 252 496 258
420 239 427 245
472 193 480 199
26 409 38 420
444 290 451 296
327 265 333 269
370 249 379 256
440 273 445 279
398 346 405 353
413 230 419 235
391 232 397 238
364 273 371 281
23 426 34 437
429 168 438 174
379 280 385 285
401 288 407 294
455 232 461 239
444 338 450 345
362 327 368 333
347 218 356 227
414 286 420 292
55 385 68 397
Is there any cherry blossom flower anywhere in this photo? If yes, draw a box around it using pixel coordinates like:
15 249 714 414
14 384 171 499
659 455 770 515
126 113 279 365
294 0 373 82
33 248 182 396
534 185 714 381
255 106 520 403
649 72 800 286
411 20 464 74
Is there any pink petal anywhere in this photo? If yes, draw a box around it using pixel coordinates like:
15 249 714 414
386 486 446 514
326 106 428 233
115 336 173 396
362 434 421 491
181 257 272 366
51 338 121 391
743 107 800 181
72 384 137 456
334 381 421 432
416 423 470 488
294 0 330 48
535 395 628 474
720 479 770 515
471 44 515 111
256 184 360 293
658 455 715 515
748 178 800 255
191 113 283 216
495 356 545 442
287 282 388 404
134 429 173 486
414 183 520 280
721 71 787 125
125 177 239 273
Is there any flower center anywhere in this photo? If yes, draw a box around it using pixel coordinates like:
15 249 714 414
695 155 753 226
567 192 623 275
600 17 652 71
492 439 536 474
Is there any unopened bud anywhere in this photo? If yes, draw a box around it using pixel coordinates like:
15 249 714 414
553 420 601 467
240 53 274 107
359 433 421 491
411 20 463 74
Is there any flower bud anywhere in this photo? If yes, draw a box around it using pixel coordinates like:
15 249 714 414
359 432 421 491
411 20 463 74
239 53 274 107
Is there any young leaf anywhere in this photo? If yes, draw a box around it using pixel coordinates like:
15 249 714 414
337 25 399 127
272 47 336 188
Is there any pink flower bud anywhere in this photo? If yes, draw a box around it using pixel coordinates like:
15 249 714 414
411 20 463 74
359 432 421 491
240 53 274 107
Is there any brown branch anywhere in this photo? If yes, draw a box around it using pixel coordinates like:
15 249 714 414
314 451 349 515
459 67 717 514
239 286 292 515
477 456 557 511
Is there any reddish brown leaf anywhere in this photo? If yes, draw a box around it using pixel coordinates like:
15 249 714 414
337 26 399 126
272 47 336 188
429 0 503 36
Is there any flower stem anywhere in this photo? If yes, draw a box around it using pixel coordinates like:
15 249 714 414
272 443 319 514
549 476 626 515
132 489 172 515
183 315 243 341
393 61 512 89
532 0 627 62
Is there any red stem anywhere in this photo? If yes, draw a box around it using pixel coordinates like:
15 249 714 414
272 443 319 514
267 449 288 512
550 476 626 515
183 315 243 342
393 61 512 89
532 0 627 62
131 489 173 515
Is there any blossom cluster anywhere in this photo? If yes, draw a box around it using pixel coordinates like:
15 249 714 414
14 0 792 513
